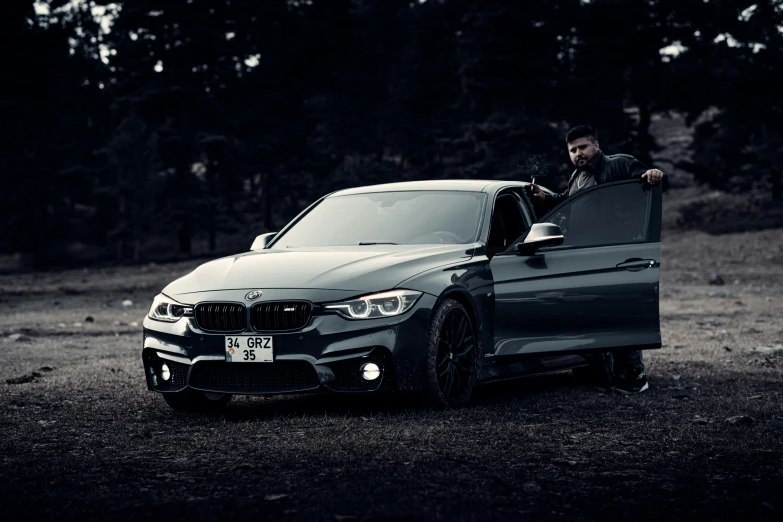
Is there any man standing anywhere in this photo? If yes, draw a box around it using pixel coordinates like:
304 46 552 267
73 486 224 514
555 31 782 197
531 125 669 394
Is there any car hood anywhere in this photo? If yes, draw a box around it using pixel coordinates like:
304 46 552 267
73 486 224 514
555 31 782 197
163 244 475 298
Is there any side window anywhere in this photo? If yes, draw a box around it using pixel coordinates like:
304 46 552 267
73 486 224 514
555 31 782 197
487 193 529 258
541 181 651 249
510 188 535 225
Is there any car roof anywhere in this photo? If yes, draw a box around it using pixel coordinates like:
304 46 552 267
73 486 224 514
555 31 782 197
328 179 532 197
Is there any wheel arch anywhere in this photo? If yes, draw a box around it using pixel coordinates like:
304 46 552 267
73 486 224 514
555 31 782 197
397 261 495 386
442 289 478 332
422 287 485 408
438 287 490 372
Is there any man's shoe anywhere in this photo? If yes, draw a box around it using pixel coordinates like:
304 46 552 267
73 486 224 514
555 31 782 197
611 366 649 395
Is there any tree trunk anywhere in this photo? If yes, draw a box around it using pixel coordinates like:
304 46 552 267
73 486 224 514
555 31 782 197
264 172 275 231
637 102 653 167
178 224 192 254
132 201 141 261
117 191 126 261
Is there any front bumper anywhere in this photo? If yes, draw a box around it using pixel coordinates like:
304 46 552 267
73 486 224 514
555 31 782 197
142 293 436 395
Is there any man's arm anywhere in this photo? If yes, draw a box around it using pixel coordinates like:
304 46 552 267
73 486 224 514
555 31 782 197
530 173 575 212
531 186 568 212
627 157 670 192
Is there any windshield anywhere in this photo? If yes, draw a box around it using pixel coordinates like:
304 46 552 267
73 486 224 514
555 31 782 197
273 190 486 248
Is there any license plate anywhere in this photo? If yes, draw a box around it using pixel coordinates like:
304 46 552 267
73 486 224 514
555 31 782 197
225 336 273 363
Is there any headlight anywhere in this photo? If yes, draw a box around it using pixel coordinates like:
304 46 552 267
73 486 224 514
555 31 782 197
324 289 422 320
148 293 193 323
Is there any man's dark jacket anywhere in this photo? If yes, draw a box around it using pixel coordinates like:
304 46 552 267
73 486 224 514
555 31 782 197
543 150 670 211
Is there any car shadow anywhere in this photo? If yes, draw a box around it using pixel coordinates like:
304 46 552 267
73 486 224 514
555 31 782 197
212 369 596 421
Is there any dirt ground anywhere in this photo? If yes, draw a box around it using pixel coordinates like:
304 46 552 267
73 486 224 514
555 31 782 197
1 213 782 521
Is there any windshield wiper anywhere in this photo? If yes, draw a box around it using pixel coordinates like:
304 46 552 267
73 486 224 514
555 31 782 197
358 241 398 245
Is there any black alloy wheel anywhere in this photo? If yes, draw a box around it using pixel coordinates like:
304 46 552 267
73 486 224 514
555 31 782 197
424 299 477 409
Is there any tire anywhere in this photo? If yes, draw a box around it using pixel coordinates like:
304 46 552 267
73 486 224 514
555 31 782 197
424 299 478 409
162 388 233 413
572 352 614 387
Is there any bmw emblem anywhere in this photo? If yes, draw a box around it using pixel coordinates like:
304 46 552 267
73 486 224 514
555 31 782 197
245 290 263 301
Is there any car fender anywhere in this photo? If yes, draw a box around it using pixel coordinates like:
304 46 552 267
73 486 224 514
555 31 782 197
396 257 494 366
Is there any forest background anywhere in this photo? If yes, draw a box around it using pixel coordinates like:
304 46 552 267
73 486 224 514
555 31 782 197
2 0 781 269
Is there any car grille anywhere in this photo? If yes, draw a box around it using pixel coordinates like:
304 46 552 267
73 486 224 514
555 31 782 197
331 362 370 390
251 302 312 331
189 360 320 394
194 303 246 332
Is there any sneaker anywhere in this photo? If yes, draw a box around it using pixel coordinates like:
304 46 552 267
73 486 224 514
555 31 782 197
611 366 649 395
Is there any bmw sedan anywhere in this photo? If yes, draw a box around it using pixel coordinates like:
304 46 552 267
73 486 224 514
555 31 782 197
142 179 662 410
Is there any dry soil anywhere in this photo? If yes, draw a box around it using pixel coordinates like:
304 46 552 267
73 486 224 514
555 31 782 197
1 222 782 521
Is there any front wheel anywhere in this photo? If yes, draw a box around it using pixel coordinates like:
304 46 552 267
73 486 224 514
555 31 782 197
162 388 232 412
424 299 478 409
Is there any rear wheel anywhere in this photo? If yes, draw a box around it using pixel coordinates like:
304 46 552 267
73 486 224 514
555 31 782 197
162 388 232 412
424 299 477 409
572 352 614 387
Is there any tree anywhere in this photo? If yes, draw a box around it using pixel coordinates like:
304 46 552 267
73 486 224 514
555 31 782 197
0 1 107 265
662 0 783 198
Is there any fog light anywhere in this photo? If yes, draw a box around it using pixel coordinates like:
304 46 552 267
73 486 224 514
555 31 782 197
160 364 171 381
360 362 380 381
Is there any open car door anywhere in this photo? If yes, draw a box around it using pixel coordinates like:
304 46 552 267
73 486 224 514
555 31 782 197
490 180 662 358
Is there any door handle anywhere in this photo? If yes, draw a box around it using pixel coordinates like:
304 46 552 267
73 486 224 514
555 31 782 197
616 258 656 271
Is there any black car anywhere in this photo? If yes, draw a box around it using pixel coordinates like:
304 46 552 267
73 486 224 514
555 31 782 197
142 179 662 411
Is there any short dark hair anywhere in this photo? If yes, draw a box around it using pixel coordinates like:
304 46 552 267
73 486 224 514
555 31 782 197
566 125 596 144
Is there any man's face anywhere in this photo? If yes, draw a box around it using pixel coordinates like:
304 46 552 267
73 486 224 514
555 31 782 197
567 137 599 168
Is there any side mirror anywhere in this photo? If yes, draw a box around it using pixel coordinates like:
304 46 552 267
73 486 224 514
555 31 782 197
517 223 563 255
250 232 277 251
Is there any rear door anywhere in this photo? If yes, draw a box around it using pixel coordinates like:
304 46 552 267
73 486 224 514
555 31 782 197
489 180 662 358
